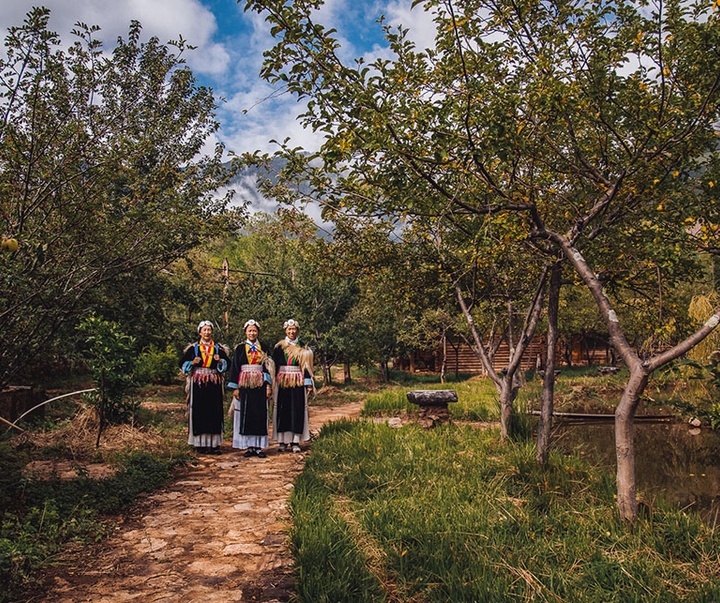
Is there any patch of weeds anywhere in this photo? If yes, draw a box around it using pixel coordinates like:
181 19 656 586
360 379 498 423
361 389 412 417
0 450 178 601
0 501 103 603
0 442 29 516
290 471 385 602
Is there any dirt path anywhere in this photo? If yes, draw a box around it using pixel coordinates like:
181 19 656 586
42 400 363 603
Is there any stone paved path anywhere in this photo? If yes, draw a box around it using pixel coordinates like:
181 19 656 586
42 401 363 603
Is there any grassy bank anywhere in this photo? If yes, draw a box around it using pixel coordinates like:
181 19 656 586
290 418 720 602
359 372 544 425
358 364 717 423
0 385 190 602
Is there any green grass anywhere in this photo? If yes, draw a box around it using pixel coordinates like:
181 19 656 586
290 418 720 602
361 377 499 422
0 447 182 602
291 468 387 603
0 386 191 603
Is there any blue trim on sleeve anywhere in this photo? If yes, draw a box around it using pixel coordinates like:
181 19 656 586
227 381 238 390
218 359 228 373
182 361 193 374
304 378 313 387
264 373 272 385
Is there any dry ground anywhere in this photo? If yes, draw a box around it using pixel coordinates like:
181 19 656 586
37 399 363 603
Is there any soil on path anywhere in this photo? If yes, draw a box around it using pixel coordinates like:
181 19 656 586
41 400 363 603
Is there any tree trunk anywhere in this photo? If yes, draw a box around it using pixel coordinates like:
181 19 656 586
546 232 720 522
322 360 332 385
536 261 561 465
96 371 106 448
378 360 390 381
440 329 447 384
498 378 517 441
455 272 547 441
343 360 352 384
563 339 572 367
615 369 648 521
583 331 593 366
96 416 104 449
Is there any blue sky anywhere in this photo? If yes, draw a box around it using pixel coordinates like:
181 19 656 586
1 1 435 216
1 0 435 156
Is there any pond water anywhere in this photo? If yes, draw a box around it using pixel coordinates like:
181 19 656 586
552 421 720 525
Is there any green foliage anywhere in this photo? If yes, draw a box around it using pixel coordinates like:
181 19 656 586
77 316 139 439
653 358 720 430
135 345 180 385
180 213 362 370
0 8 240 388
0 501 100 603
292 420 720 601
244 0 720 306
693 356 720 430
0 450 175 601
0 442 29 517
244 0 720 520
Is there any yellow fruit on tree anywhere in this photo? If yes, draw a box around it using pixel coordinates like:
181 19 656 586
1 237 19 253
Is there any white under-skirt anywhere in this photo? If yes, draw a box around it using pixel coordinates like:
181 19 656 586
231 398 269 449
187 384 223 448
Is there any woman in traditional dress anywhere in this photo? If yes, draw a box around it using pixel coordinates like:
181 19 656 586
180 320 229 454
272 319 314 453
227 319 274 458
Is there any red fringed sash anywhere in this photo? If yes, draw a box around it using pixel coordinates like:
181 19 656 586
192 367 222 386
277 365 303 388
238 364 265 388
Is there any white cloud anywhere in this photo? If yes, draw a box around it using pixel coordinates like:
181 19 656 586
215 0 437 157
0 0 226 76
218 87 326 156
384 0 437 50
212 7 329 156
190 41 231 77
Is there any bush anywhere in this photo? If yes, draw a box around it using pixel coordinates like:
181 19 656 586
77 316 140 445
135 345 179 385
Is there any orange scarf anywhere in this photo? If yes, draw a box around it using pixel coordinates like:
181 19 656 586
199 341 215 367
246 341 262 364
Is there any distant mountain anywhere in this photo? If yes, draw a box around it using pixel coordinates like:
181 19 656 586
221 156 286 214
221 156 327 227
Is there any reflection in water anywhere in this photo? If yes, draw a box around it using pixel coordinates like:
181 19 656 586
552 421 720 525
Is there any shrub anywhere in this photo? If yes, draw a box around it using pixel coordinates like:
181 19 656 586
135 345 179 385
77 316 139 446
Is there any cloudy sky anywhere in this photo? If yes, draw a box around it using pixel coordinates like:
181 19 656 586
1 1 436 218
1 0 435 155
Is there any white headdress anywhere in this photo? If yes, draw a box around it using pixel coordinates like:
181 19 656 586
197 320 213 333
244 319 260 330
283 319 299 329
